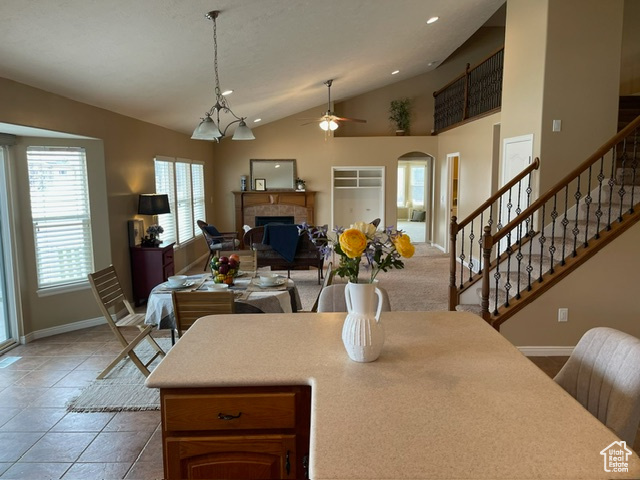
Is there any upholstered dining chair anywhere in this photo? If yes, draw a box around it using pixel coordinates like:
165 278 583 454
171 290 236 338
197 220 240 271
88 265 166 379
216 249 258 276
554 327 640 445
310 261 334 312
316 283 391 313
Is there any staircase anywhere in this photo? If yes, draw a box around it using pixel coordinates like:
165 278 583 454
450 115 640 329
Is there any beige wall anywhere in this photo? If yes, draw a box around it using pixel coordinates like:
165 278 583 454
502 221 640 345
621 0 640 95
0 77 213 334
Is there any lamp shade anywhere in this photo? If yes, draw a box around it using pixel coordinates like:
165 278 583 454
138 194 170 215
232 120 255 140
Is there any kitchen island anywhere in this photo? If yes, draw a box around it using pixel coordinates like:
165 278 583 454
146 311 640 479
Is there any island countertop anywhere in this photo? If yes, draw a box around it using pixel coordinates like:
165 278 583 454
146 311 640 479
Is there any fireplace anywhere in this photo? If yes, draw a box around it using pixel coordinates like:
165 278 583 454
255 216 295 227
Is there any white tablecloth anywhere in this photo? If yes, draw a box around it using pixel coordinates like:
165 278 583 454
144 274 301 329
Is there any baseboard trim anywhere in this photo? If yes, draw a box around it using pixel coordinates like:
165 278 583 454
21 316 106 344
177 254 208 274
431 242 446 253
518 346 574 356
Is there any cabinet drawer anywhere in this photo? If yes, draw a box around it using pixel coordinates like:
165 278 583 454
163 392 296 432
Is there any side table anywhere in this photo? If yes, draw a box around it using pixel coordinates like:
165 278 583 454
130 243 175 306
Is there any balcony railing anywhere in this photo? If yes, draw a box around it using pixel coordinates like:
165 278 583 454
433 48 504 134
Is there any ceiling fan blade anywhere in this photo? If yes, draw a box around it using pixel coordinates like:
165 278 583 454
335 117 367 124
300 120 321 126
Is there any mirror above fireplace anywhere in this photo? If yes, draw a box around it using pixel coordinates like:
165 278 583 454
250 159 296 190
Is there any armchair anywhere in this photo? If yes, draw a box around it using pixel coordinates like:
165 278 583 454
197 220 240 271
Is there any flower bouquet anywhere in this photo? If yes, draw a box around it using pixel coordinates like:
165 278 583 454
141 224 164 247
298 221 415 283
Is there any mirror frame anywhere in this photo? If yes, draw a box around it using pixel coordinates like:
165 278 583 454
250 159 297 191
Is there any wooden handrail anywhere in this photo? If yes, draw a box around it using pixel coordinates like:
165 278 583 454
493 115 640 244
456 158 540 232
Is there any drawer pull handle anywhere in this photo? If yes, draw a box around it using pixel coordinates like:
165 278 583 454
217 412 242 420
285 450 290 475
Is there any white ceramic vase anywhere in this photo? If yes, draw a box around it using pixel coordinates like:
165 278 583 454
342 282 385 362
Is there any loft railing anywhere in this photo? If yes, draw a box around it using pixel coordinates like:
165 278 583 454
433 48 504 134
449 115 640 329
449 158 540 311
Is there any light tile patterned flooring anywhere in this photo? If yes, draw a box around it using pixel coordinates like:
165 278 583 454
0 324 169 480
0 322 571 480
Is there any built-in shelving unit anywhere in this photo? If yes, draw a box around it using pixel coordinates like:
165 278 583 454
331 167 385 228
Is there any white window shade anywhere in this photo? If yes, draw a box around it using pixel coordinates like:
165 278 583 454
27 146 94 289
154 159 176 245
176 162 193 242
192 164 205 228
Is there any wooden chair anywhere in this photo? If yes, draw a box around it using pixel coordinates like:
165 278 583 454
310 261 334 312
171 291 236 338
216 249 258 276
554 327 640 445
197 220 239 271
88 265 165 379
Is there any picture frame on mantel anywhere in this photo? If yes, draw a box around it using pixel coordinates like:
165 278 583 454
255 178 266 191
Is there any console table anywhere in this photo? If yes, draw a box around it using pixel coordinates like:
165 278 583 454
129 243 174 306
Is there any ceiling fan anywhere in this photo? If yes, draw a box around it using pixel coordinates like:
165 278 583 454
301 79 367 131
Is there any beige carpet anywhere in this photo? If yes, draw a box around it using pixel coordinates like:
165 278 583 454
66 338 171 412
269 243 450 311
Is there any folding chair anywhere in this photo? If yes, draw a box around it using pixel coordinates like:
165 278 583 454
88 265 165 379
172 290 236 338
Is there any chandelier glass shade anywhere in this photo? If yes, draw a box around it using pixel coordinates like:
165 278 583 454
191 11 255 142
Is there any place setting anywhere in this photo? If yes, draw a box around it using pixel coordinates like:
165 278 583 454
248 272 288 291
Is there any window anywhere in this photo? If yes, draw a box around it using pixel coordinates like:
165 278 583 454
397 166 406 207
410 166 425 207
26 146 94 289
154 157 205 246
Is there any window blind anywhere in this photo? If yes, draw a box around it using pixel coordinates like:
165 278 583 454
154 157 205 246
26 146 94 289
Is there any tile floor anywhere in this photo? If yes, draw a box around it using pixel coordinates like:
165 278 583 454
0 324 169 480
0 322 571 480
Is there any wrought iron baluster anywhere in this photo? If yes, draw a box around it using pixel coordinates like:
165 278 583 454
618 137 627 222
538 204 546 281
526 213 535 290
607 146 616 230
459 226 465 289
595 156 605 238
504 232 512 308
631 128 638 213
549 194 558 275
583 166 593 248
468 220 475 282
561 186 569 266
572 174 581 257
493 244 501 315
478 211 484 273
515 179 523 245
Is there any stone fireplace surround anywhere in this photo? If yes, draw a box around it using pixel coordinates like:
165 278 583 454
233 191 316 243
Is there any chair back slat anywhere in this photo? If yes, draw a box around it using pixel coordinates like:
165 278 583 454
172 291 236 337
216 250 258 274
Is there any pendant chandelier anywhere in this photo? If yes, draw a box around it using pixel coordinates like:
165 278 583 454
191 11 255 142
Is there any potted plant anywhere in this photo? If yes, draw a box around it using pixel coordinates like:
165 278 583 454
389 98 411 135
296 178 306 191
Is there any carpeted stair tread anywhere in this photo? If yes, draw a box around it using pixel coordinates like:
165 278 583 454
455 304 483 316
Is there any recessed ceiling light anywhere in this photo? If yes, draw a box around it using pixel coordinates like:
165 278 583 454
391 70 400 75
253 118 262 123
426 16 439 24
221 90 233 96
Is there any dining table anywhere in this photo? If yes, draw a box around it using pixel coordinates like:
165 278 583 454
144 273 302 330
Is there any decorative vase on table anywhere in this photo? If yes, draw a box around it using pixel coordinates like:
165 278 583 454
342 282 385 363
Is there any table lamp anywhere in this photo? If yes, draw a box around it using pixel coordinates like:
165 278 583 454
138 194 170 247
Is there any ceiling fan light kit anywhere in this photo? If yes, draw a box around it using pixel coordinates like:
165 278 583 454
303 79 366 134
191 11 255 142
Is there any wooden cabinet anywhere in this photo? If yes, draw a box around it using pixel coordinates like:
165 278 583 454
130 243 174 306
161 386 311 480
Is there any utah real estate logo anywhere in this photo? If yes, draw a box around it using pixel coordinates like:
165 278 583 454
600 441 632 473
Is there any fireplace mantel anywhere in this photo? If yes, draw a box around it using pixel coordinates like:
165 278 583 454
233 190 316 243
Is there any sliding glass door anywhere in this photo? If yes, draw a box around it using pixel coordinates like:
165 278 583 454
0 146 17 350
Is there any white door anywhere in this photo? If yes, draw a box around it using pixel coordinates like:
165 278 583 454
500 135 533 250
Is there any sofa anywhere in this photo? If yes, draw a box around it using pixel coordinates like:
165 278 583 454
243 225 325 284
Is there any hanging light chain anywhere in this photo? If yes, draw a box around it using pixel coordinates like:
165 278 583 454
211 11 222 99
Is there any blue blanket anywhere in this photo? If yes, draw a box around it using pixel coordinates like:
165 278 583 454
262 224 301 262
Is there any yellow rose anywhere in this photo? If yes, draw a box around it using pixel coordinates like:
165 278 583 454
393 233 415 258
339 228 368 259
350 221 376 238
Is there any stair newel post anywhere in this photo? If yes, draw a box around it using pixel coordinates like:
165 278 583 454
449 216 459 311
481 226 493 325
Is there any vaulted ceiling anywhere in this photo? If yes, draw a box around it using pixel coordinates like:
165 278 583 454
0 0 504 136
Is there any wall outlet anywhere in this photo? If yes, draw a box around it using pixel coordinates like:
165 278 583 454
552 119 562 132
558 308 569 322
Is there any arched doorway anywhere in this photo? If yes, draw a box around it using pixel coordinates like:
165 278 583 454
396 152 434 244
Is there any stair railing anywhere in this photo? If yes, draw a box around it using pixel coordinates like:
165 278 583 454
480 115 640 328
449 158 540 311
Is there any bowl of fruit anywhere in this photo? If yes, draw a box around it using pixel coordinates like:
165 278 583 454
210 254 240 285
